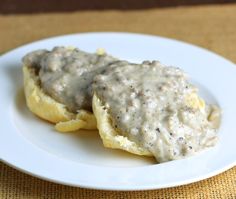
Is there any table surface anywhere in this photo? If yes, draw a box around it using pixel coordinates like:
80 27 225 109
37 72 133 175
0 3 236 199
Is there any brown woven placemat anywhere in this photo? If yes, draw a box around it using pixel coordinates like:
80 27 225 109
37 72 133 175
0 4 236 198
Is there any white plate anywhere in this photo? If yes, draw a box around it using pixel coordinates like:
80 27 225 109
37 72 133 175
0 32 235 190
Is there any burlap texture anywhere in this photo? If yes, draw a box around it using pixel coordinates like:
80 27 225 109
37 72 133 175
0 3 236 198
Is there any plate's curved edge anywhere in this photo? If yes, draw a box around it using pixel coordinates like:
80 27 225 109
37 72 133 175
1 158 235 191
0 31 235 65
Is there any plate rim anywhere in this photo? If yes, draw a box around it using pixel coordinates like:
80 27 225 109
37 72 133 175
1 157 235 191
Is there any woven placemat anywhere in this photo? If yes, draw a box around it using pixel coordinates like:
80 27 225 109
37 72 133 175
0 3 236 198
0 163 235 198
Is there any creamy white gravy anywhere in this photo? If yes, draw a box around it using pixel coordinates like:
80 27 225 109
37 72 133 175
23 47 220 162
93 61 220 162
23 47 117 112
